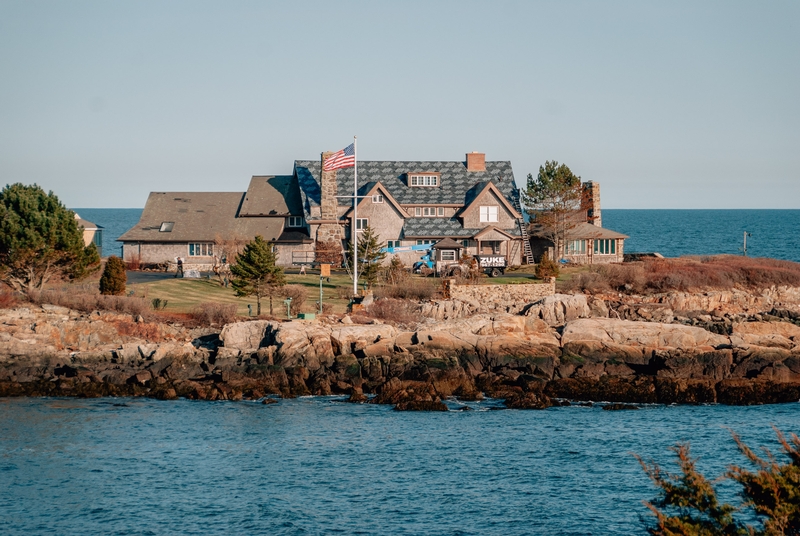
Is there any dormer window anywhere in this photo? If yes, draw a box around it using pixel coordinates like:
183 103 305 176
409 173 440 187
159 222 174 232
372 194 384 203
287 216 304 227
414 207 446 217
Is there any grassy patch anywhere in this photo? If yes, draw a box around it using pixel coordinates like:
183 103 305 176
128 272 357 315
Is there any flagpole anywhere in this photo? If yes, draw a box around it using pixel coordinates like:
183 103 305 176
352 135 358 296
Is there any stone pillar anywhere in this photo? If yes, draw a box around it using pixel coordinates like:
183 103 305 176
316 151 343 244
582 181 602 228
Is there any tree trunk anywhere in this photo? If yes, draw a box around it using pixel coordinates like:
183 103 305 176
269 295 273 316
256 296 261 316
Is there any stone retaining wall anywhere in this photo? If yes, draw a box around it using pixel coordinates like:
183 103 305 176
446 279 555 303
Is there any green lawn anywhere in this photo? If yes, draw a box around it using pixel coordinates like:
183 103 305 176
125 267 557 317
129 272 356 315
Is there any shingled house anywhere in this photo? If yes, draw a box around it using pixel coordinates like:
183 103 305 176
528 181 629 264
119 151 528 269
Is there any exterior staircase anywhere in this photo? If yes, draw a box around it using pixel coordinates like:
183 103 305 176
512 195 534 265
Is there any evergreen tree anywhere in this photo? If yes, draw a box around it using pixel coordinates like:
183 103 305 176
523 161 584 260
0 183 100 291
99 256 127 295
230 235 285 315
346 225 386 289
535 252 560 279
638 429 800 535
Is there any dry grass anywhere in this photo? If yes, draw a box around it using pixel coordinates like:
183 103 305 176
190 302 238 326
558 255 800 294
375 278 440 301
362 298 419 327
0 290 20 309
25 287 150 317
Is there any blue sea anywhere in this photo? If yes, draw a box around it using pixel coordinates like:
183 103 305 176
1 397 798 535
73 208 800 262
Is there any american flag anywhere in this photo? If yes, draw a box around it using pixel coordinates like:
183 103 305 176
323 143 356 171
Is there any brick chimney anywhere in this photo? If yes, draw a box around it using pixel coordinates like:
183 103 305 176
466 152 486 172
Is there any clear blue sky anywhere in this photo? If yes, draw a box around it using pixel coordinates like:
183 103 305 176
1 0 798 209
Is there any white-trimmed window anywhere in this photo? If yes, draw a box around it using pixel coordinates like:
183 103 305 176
480 206 498 223
189 243 213 256
287 216 304 227
415 207 422 217
372 194 384 203
356 218 368 231
159 222 174 232
409 174 439 187
437 207 445 216
567 240 586 254
416 239 433 245
594 239 616 255
423 207 436 216
440 250 456 261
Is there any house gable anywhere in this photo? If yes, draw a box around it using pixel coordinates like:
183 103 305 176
473 226 516 241
460 182 521 229
345 182 406 219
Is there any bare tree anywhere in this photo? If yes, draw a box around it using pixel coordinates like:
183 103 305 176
213 234 249 285
523 161 585 260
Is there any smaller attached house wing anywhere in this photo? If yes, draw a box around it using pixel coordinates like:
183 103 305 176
117 191 307 268
529 222 629 264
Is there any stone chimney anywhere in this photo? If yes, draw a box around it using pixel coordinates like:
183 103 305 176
582 181 602 227
466 152 486 172
320 151 338 220
316 151 343 243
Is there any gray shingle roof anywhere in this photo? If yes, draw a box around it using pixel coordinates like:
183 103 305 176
118 192 309 243
402 217 521 238
295 159 520 219
240 175 303 216
529 222 629 240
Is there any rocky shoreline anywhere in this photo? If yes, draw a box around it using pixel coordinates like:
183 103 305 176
2 288 800 410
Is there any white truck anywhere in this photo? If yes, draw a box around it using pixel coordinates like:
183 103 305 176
442 255 507 278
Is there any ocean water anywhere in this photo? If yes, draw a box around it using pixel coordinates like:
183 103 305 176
1 397 797 535
603 209 800 262
71 208 142 259
73 208 800 262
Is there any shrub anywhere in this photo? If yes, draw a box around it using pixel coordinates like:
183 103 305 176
363 298 418 326
535 252 560 279
25 287 149 317
558 255 800 295
125 254 142 271
638 428 800 535
0 290 19 309
383 257 408 285
151 298 168 310
280 284 307 315
190 302 237 326
99 256 127 295
376 278 438 301
557 270 609 294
